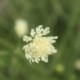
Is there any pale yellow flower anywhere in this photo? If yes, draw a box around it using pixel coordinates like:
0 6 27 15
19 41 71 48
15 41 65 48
14 19 28 37
75 59 80 70
23 25 58 63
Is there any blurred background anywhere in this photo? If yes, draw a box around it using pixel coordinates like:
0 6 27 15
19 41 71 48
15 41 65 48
0 0 80 80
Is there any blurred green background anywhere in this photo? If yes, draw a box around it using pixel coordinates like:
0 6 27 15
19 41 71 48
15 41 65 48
0 0 80 80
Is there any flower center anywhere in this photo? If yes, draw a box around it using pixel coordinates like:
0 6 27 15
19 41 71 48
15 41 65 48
30 37 50 57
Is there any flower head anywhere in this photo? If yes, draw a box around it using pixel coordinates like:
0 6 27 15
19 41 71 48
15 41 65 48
14 18 28 37
23 25 58 63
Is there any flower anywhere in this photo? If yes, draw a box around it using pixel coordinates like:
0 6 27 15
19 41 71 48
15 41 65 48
14 18 28 37
74 59 80 71
23 25 58 63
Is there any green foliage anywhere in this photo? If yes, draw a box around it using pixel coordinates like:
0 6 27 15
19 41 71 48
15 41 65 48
0 0 80 80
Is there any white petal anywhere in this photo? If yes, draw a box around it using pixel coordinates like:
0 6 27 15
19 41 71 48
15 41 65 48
52 49 57 53
52 36 58 39
23 35 32 42
30 29 35 37
25 53 31 59
36 25 43 35
42 27 50 35
35 59 39 63
41 56 48 62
